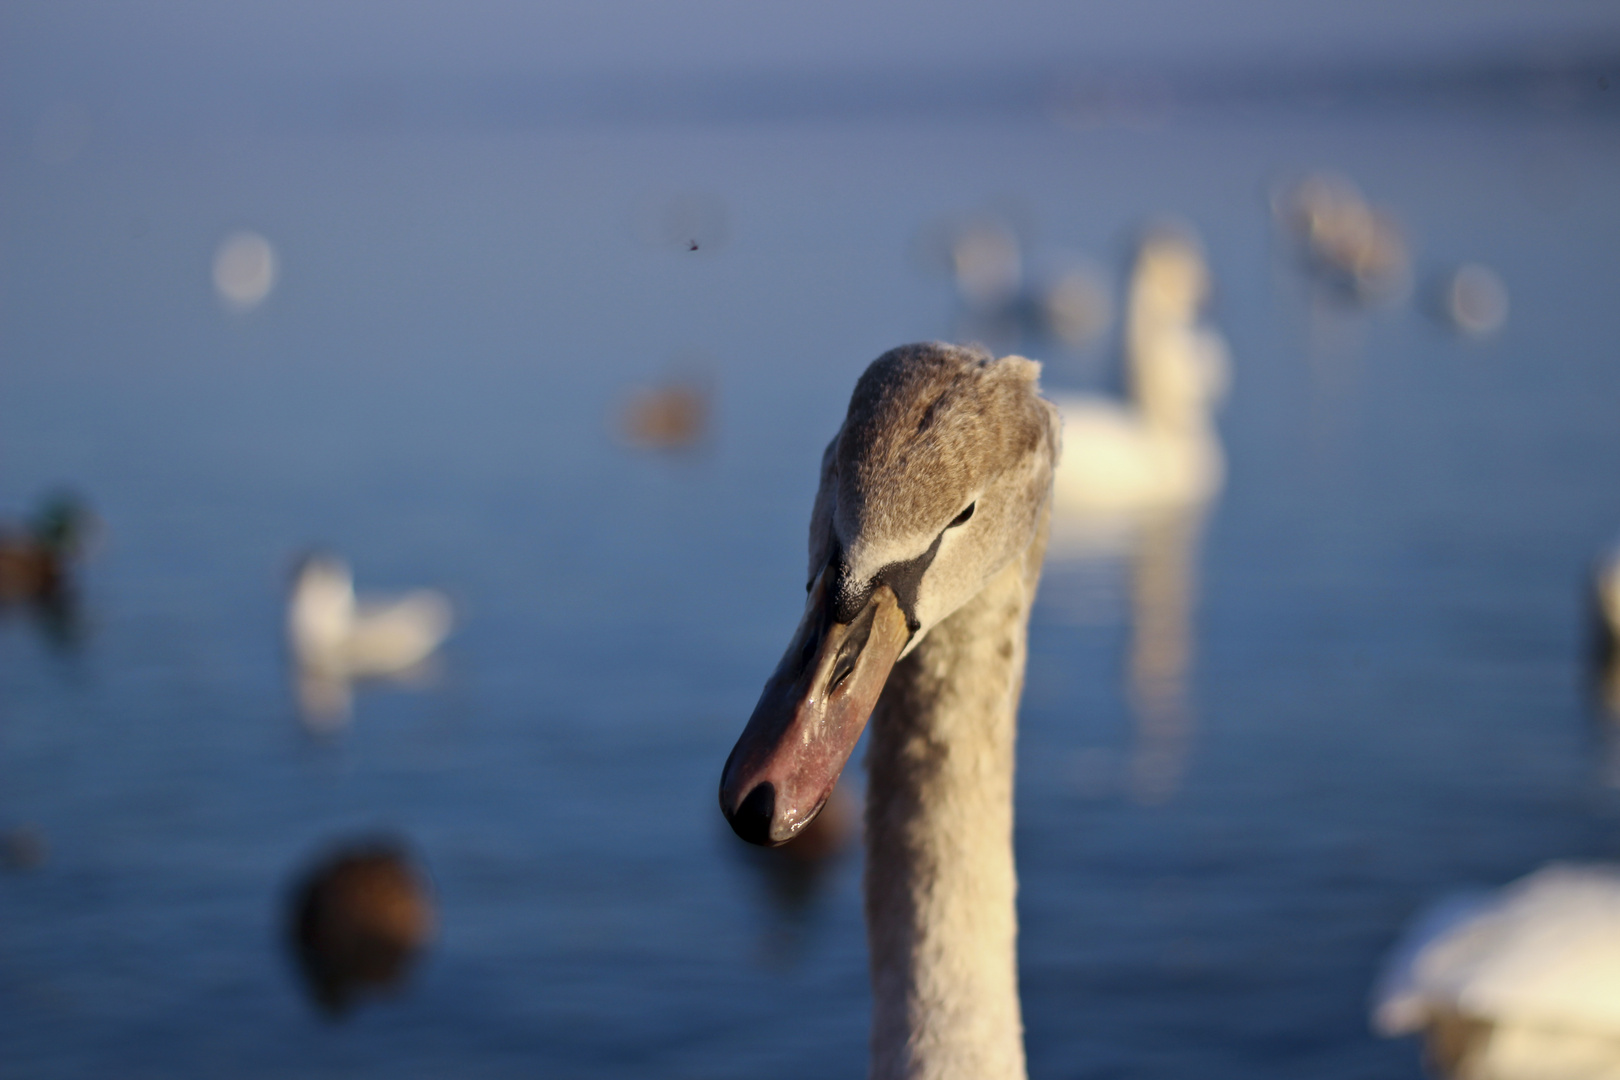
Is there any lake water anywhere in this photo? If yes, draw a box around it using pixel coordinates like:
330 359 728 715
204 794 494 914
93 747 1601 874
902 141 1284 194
3 99 1620 1077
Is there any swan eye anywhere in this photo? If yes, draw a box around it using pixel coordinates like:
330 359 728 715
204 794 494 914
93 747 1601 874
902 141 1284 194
947 502 976 529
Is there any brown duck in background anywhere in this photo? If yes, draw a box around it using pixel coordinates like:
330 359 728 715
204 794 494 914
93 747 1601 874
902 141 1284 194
618 378 711 451
286 839 436 1018
732 780 859 964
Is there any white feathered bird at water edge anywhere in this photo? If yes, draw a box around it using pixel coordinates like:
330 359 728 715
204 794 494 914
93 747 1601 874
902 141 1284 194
1372 863 1620 1080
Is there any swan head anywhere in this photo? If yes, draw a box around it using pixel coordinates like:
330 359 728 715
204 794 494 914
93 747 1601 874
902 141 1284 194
1126 224 1229 430
721 343 1059 846
288 551 356 664
1130 223 1211 327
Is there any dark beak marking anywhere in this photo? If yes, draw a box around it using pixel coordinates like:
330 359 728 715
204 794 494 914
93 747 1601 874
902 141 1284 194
828 599 877 693
828 528 946 632
731 783 775 846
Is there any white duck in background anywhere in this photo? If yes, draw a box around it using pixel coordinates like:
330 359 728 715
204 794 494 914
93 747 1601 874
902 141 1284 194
1049 225 1229 516
1372 863 1620 1079
288 553 453 728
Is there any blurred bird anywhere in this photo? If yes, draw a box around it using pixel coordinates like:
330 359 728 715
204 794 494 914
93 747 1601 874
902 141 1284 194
287 553 452 729
287 839 436 1016
1372 863 1620 1079
0 492 94 604
917 212 1112 354
1049 225 1230 513
288 553 452 678
1279 173 1411 306
619 380 710 450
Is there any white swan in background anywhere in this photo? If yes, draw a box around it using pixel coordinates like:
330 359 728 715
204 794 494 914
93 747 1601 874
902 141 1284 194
287 554 453 728
1043 228 1225 803
720 343 1058 1079
1049 225 1229 516
1372 863 1620 1079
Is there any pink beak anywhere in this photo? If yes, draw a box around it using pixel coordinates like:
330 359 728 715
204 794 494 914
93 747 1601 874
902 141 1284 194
719 572 910 846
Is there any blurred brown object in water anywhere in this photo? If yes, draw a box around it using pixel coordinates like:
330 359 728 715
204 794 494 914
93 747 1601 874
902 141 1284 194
741 781 857 910
732 780 858 966
0 493 95 604
287 840 436 1017
619 381 709 450
777 781 856 864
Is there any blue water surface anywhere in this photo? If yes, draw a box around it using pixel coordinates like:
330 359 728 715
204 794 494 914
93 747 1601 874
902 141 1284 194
3 102 1620 1077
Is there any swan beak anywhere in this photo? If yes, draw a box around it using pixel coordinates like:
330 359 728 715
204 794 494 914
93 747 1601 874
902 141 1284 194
719 576 910 846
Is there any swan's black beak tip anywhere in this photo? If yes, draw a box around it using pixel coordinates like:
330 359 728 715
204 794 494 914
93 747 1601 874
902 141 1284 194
725 782 778 847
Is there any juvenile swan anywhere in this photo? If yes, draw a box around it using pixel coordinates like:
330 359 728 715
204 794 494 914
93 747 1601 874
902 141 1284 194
720 343 1059 1080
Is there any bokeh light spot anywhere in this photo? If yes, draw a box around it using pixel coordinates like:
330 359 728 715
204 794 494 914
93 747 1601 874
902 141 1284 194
213 231 278 312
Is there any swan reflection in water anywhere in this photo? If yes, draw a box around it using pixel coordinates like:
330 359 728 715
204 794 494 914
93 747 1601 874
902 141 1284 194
286 553 453 732
730 781 858 966
285 838 436 1017
1044 224 1228 805
1047 507 1210 806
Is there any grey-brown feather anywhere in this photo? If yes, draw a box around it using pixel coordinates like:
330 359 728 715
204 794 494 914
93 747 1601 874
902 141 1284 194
813 342 1058 640
801 342 1059 1080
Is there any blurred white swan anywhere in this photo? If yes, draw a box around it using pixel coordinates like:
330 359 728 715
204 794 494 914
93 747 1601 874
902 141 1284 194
1372 863 1620 1079
288 554 453 728
1050 224 1229 513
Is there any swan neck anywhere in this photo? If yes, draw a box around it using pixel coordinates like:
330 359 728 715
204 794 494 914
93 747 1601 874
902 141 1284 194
863 518 1046 1080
